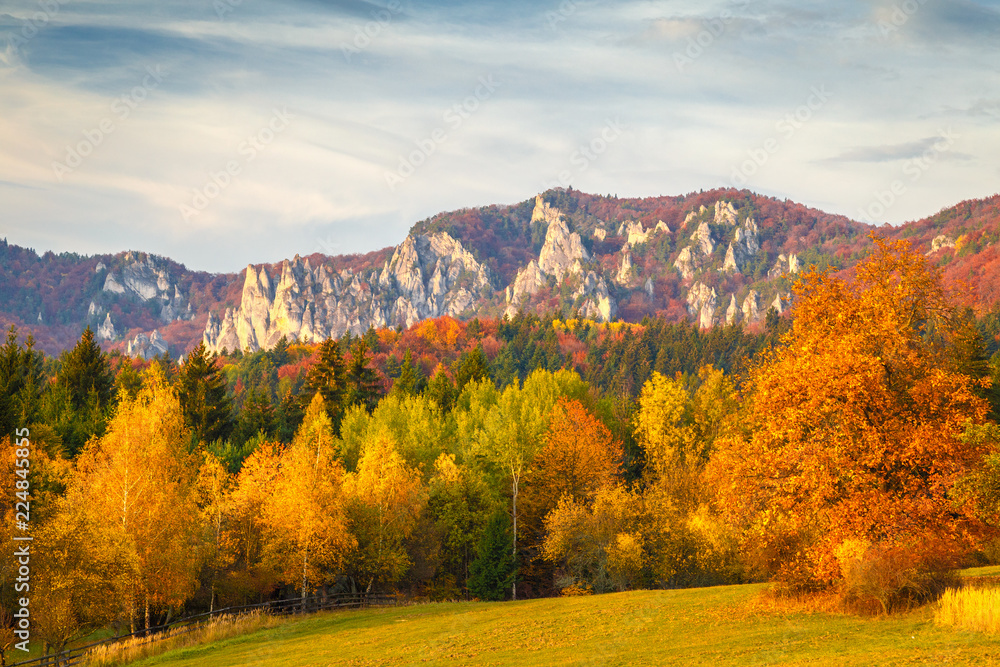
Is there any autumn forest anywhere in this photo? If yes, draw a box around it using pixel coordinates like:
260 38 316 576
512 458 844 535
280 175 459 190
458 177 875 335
5 236 1000 657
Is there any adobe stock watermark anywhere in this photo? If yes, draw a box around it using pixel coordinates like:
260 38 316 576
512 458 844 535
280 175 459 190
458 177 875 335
4 0 70 60
546 0 579 30
856 129 959 224
876 0 930 38
730 85 832 187
341 0 403 63
179 107 294 220
52 65 169 181
384 75 501 191
673 0 749 72
541 117 626 190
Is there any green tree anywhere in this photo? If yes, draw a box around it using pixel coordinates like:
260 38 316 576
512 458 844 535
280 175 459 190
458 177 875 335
392 349 424 396
425 365 456 412
177 342 234 446
345 338 380 412
303 338 347 423
468 509 517 601
0 326 44 438
453 346 491 391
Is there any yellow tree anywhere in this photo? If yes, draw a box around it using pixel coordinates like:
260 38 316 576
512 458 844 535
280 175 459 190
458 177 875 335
227 440 283 601
69 365 201 632
344 429 424 591
194 452 234 612
711 237 991 591
261 394 353 600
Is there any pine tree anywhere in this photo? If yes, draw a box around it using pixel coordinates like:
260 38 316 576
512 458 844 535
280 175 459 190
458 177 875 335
468 509 517 601
176 342 234 446
425 365 456 411
0 326 44 438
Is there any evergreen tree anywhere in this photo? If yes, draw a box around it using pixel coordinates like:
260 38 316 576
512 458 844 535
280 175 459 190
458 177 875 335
269 335 291 367
425 365 456 412
344 338 380 412
235 387 278 444
392 349 424 396
59 327 113 411
176 342 234 446
468 509 517 601
453 346 491 391
303 338 347 422
0 326 44 438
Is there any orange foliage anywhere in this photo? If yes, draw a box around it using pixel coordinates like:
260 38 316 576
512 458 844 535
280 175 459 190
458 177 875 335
710 237 991 589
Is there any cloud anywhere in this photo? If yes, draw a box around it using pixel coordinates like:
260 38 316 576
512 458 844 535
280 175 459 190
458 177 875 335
821 136 972 163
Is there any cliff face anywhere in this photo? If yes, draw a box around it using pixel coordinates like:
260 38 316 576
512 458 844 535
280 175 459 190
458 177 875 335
203 231 494 353
9 188 1000 357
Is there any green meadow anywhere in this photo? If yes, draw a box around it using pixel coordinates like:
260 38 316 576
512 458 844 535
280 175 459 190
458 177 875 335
128 580 1000 666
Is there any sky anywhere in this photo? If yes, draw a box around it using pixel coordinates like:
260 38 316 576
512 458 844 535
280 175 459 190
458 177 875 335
0 0 998 274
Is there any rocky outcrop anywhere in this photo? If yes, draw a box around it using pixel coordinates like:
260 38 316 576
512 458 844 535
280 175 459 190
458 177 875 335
721 218 760 275
616 251 633 285
102 252 192 323
674 247 697 280
506 195 615 321
593 227 607 241
96 313 116 341
742 290 761 323
714 200 738 226
127 330 169 360
686 282 718 329
675 222 716 280
205 232 492 354
928 234 956 254
767 253 801 280
725 294 741 325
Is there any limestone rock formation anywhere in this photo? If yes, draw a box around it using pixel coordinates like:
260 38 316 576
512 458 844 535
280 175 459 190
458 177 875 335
574 271 616 322
616 251 634 285
127 330 169 360
686 282 718 329
721 218 760 275
674 247 696 280
204 231 492 354
767 254 801 279
102 252 192 323
742 290 761 323
593 227 607 241
96 313 116 341
928 234 956 254
725 294 741 325
714 200 738 226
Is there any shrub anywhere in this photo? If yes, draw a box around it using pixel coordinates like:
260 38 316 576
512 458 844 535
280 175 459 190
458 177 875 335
838 542 959 614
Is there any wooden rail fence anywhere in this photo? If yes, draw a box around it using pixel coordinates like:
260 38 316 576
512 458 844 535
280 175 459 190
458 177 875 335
8 591 397 667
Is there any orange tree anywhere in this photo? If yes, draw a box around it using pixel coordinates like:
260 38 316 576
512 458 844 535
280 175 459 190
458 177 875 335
710 237 992 591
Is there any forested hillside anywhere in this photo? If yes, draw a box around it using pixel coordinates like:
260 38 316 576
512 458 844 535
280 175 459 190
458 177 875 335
6 234 1000 658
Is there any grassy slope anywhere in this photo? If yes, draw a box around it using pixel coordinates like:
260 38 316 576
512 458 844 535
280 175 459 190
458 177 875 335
131 582 1000 667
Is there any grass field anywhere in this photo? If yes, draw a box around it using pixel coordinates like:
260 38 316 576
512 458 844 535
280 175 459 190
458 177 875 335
125 579 1000 667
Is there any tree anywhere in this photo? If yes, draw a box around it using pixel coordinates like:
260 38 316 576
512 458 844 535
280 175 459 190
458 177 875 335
51 327 114 456
302 338 347 424
425 364 456 411
0 326 44 439
392 349 424 396
453 346 491 391
261 395 354 601
711 237 992 591
68 366 201 632
344 431 424 591
344 338 381 412
468 509 517 601
176 342 234 446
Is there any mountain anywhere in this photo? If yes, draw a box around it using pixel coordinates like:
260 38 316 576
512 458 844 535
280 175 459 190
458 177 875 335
3 188 999 357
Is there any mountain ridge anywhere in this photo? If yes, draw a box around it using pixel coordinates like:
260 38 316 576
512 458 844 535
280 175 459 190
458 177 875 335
3 188 999 357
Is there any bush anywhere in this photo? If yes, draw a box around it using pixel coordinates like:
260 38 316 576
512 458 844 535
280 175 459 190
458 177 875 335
838 542 959 614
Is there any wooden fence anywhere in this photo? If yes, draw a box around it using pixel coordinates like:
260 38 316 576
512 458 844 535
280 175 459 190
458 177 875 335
8 591 397 667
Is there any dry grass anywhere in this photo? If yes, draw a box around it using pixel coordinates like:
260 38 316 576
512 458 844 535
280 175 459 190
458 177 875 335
85 611 286 666
935 585 1000 634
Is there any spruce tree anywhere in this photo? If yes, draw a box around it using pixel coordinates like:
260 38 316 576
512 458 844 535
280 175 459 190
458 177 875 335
392 349 424 396
303 338 347 423
59 327 113 411
0 326 44 438
468 509 517 601
344 338 380 412
425 365 456 411
453 346 491 390
176 342 234 446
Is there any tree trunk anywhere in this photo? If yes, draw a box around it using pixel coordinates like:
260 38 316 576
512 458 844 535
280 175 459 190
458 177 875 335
302 544 309 613
145 596 150 636
511 475 518 601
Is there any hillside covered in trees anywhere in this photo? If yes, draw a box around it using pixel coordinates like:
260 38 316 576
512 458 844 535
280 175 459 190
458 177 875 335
5 234 1000 659
2 189 1000 361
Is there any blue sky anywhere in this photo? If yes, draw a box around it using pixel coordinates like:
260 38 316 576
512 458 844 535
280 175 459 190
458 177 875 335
1 0 998 273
